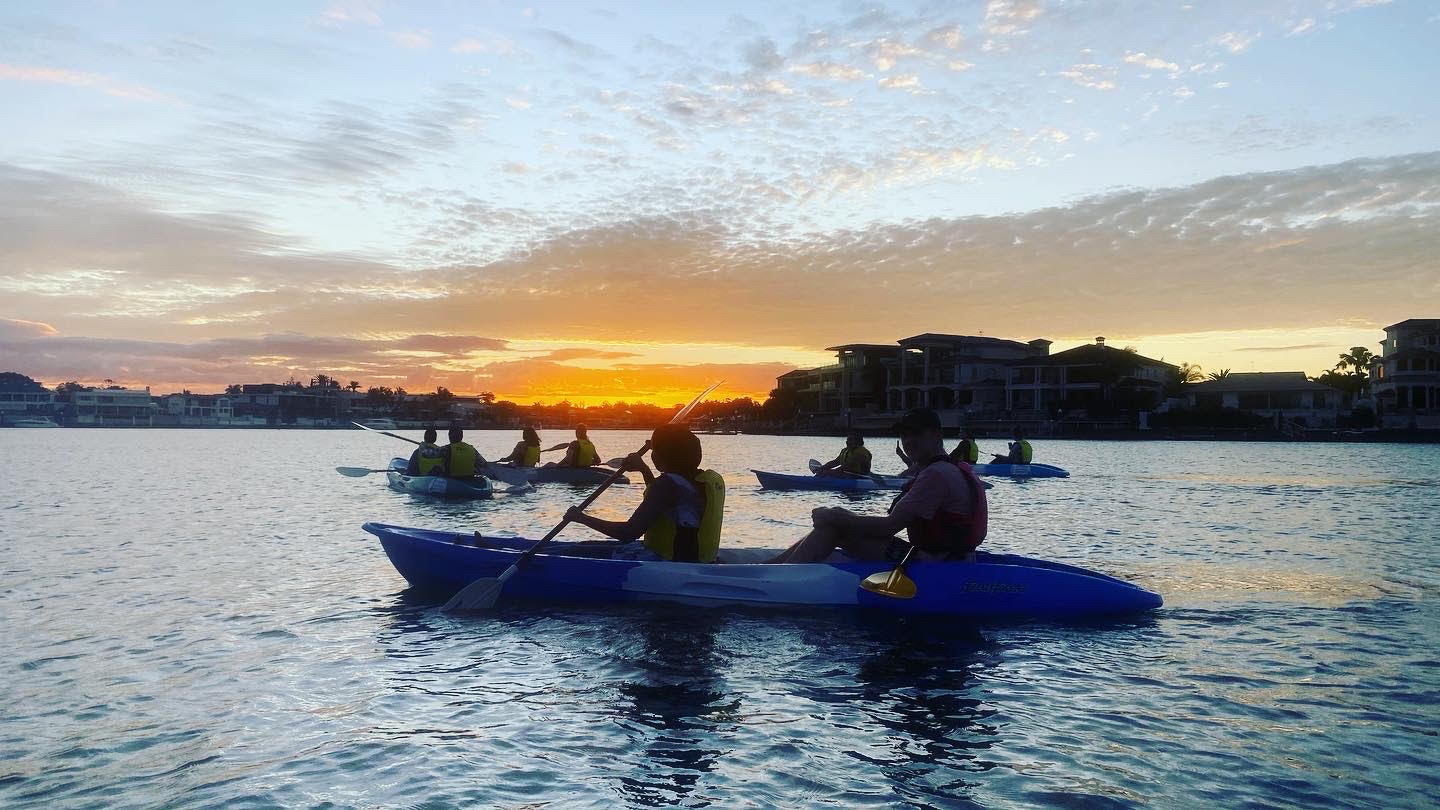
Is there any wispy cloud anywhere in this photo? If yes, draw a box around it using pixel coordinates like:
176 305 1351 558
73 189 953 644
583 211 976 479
0 63 172 102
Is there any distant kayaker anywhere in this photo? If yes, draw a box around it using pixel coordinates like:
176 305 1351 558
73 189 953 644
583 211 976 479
991 428 1033 465
548 424 600 468
441 427 487 478
817 431 872 477
497 426 542 467
405 427 447 475
951 428 979 465
770 408 986 564
565 424 725 563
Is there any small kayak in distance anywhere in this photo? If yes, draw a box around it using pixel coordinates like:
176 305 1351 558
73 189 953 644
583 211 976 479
753 470 993 492
971 462 1069 478
487 464 629 486
362 523 1162 619
386 458 494 499
753 469 908 491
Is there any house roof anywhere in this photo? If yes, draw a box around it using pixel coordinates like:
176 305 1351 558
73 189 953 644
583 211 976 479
825 343 899 352
1385 318 1440 332
896 333 1034 350
1009 343 1174 370
1187 371 1337 392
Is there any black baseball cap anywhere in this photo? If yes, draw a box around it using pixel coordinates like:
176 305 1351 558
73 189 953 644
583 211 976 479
892 408 942 435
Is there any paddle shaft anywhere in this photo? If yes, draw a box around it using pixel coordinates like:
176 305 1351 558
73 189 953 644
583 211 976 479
352 422 421 446
512 440 650 567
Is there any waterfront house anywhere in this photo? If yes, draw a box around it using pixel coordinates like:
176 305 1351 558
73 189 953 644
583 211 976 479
1185 372 1342 428
71 386 158 425
888 334 1049 413
1371 318 1440 429
0 390 58 424
161 393 235 425
1006 338 1174 421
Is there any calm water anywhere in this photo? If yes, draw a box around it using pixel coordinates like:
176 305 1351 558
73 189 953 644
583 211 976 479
2 429 1438 808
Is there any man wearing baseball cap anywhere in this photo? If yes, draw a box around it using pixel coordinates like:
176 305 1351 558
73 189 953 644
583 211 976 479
769 408 987 564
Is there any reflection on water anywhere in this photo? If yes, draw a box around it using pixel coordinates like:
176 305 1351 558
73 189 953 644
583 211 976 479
615 615 732 806
1 430 1437 807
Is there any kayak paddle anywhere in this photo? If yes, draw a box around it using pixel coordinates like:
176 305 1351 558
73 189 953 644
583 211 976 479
336 466 391 476
860 544 918 599
351 421 533 489
808 458 823 474
443 381 723 612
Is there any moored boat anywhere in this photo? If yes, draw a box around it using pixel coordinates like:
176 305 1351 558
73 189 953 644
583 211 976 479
386 458 493 499
363 522 1162 618
9 416 60 428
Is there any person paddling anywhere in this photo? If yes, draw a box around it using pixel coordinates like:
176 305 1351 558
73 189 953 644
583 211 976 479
497 426 542 467
405 427 446 475
564 424 725 562
441 427 487 478
547 424 601 468
991 427 1032 464
816 431 872 477
951 428 979 465
770 408 986 564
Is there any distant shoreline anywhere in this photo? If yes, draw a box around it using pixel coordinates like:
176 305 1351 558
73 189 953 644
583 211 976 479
6 423 1437 443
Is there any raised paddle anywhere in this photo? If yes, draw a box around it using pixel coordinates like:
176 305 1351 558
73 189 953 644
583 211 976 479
351 421 533 489
860 544 918 599
442 381 723 612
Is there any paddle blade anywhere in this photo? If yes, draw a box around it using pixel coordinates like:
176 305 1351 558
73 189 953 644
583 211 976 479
808 458 822 474
442 576 505 611
860 567 917 599
336 466 378 477
670 380 723 424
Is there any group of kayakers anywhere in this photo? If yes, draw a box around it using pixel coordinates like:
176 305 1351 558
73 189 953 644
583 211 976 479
404 425 604 479
817 425 1034 477
402 410 1018 567
562 407 992 567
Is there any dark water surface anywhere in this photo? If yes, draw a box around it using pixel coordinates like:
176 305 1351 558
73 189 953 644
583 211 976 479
2 429 1438 807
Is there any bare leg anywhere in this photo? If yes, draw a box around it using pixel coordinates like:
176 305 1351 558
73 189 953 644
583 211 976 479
768 523 843 564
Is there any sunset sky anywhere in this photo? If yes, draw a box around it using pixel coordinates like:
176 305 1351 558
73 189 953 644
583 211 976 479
2 1 1436 404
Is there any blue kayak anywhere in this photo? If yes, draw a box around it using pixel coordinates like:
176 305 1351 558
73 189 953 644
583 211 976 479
753 469 909 491
971 462 1069 478
362 522 1162 619
487 463 629 486
386 458 494 499
753 470 995 492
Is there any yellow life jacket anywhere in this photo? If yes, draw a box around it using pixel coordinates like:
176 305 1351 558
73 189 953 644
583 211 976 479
644 470 725 563
520 443 540 467
839 445 872 473
447 442 479 477
574 438 597 467
1017 439 1033 464
416 442 446 475
959 439 979 464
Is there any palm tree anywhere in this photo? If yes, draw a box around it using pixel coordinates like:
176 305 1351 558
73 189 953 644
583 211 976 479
1334 346 1374 395
1177 362 1204 384
1207 369 1232 381
347 380 360 392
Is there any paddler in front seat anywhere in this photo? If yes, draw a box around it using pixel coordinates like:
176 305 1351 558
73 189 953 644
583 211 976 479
816 431 872 477
441 426 487 478
552 424 600 468
497 426 542 467
405 427 447 475
769 408 986 564
564 424 725 563
990 427 1032 464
